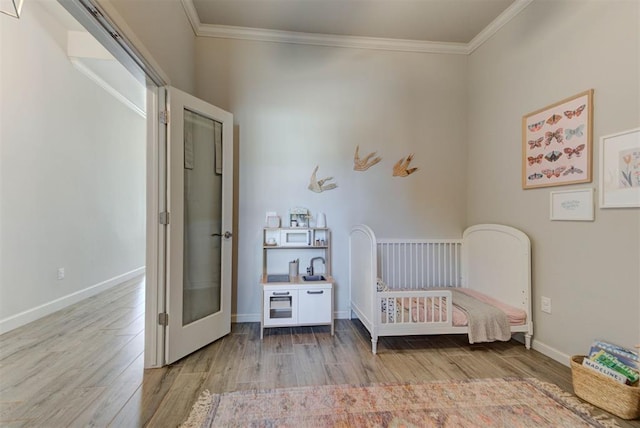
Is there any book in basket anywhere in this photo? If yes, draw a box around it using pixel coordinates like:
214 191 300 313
582 357 628 384
589 340 639 372
591 350 639 385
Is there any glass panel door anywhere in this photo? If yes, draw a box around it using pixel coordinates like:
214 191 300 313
183 109 222 324
165 86 233 364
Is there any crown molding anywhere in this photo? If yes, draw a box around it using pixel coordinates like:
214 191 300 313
467 0 535 53
181 0 534 55
198 25 469 54
180 0 201 35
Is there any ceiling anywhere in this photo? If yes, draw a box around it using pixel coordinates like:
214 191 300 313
187 0 528 52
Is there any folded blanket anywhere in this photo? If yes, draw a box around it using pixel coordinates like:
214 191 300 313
451 289 511 343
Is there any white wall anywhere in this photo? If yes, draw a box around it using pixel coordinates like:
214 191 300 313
105 0 196 93
467 0 640 357
0 1 146 331
195 38 469 319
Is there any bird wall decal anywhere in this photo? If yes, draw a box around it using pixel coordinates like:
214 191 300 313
392 154 418 177
353 145 382 171
308 165 338 193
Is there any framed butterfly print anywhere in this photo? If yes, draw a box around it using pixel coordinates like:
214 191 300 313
599 128 640 208
522 90 593 189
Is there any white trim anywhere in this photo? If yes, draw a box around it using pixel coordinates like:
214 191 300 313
232 310 350 324
532 339 572 368
232 313 261 323
180 0 201 36
144 86 165 369
0 267 145 335
467 0 535 53
70 58 146 118
181 0 533 55
197 25 468 55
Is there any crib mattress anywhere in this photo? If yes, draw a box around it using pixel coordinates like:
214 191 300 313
381 288 527 326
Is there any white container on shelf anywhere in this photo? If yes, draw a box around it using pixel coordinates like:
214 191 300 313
317 212 326 228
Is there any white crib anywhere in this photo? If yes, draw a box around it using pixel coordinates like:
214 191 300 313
349 224 533 354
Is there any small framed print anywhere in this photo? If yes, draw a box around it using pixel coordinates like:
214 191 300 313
523 90 593 189
599 128 640 208
550 188 594 221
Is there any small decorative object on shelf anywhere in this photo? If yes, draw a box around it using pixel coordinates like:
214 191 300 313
289 207 309 227
316 212 326 228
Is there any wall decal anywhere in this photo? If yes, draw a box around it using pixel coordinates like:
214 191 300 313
308 165 337 193
392 154 418 177
522 89 593 189
353 145 382 171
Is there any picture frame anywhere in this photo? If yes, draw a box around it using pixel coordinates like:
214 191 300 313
522 90 593 189
550 188 594 221
599 128 640 208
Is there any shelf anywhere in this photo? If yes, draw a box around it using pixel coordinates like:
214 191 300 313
264 227 328 230
263 245 328 249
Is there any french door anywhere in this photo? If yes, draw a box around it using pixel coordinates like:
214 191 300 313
165 87 233 364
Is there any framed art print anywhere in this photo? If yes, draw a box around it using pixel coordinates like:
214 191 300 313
599 128 640 208
522 90 593 189
550 188 594 221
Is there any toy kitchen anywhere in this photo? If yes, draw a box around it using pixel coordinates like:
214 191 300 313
259 208 334 339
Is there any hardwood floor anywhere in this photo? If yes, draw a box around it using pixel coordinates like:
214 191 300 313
1 277 637 427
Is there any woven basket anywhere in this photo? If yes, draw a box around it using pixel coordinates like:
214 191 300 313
571 355 640 420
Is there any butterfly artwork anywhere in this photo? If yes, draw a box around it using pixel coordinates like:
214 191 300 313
527 120 545 133
565 125 585 140
562 165 583 176
564 144 585 159
528 172 544 180
542 166 567 178
564 104 586 119
528 137 544 150
544 128 564 145
522 91 592 189
546 114 562 125
527 154 544 166
544 150 563 162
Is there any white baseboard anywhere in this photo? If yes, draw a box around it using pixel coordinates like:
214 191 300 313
532 338 571 367
232 310 354 324
0 267 145 335
232 313 261 323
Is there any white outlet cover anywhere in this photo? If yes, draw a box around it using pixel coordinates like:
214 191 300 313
541 297 551 313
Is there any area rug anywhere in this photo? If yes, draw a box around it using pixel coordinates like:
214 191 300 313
180 378 618 428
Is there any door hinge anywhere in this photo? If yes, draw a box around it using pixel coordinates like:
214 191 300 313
159 110 169 124
158 312 169 326
159 211 170 225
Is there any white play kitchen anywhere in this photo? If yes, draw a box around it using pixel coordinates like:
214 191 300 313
260 209 334 339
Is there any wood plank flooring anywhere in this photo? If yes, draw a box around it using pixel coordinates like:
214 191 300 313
1 277 637 427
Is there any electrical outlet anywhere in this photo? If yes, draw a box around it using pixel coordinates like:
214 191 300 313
57 267 65 280
541 296 551 314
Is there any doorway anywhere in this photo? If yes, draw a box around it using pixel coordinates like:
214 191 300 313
56 0 234 367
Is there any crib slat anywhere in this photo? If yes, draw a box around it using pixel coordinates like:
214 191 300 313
377 239 462 289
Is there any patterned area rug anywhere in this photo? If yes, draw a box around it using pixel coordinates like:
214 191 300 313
180 378 618 427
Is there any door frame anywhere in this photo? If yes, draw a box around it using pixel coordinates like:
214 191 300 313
58 0 172 367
